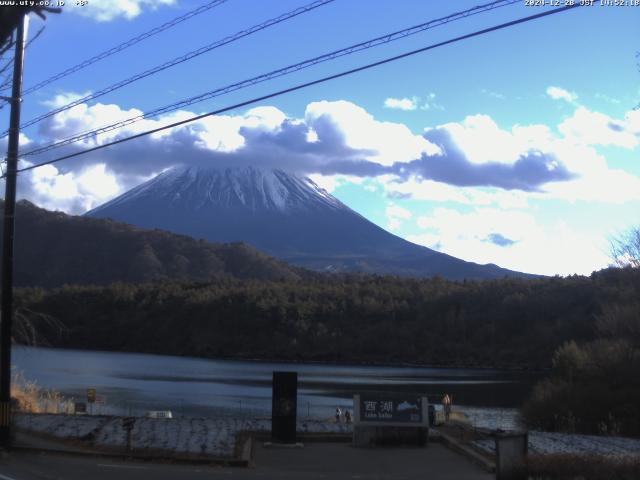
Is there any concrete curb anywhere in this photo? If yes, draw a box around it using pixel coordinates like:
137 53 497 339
437 429 496 473
11 443 248 466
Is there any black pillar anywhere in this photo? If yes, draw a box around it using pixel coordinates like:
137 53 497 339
271 371 297 443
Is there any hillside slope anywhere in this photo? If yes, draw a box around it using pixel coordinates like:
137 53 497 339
2 200 302 287
87 165 533 280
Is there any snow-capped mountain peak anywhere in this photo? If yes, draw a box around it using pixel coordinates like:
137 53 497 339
86 164 530 280
91 165 345 215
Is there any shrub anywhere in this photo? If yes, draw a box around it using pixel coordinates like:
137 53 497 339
522 336 640 436
523 454 640 480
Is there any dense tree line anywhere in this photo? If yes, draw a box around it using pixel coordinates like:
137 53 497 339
14 267 640 370
1 200 302 287
522 267 640 436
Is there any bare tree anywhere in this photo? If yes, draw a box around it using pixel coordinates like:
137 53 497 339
0 6 59 51
610 226 640 269
12 307 66 347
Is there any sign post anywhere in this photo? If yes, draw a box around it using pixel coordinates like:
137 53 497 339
271 371 298 444
121 416 136 452
353 394 429 447
86 388 96 415
496 432 528 480
86 388 96 403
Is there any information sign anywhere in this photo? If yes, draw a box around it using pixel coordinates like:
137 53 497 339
86 388 96 404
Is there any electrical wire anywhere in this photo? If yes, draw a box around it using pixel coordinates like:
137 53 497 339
0 25 46 111
10 4 581 178
21 0 519 158
1 0 230 96
6 0 336 137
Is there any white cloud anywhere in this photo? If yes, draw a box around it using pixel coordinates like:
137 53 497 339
416 107 640 203
384 93 444 111
305 100 440 166
594 93 621 105
415 208 534 243
307 174 338 193
626 109 640 134
385 203 412 231
541 167 640 204
25 92 640 215
546 86 578 104
76 164 120 200
386 204 412 220
31 97 444 211
38 97 439 172
428 114 555 165
20 162 122 214
307 174 365 193
558 107 639 149
384 97 418 111
420 92 444 111
39 100 285 157
69 0 176 22
244 106 287 131
17 90 640 276
42 91 92 109
382 176 529 209
480 89 506 100
409 208 610 275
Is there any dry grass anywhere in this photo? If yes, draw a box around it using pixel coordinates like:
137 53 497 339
10 370 72 414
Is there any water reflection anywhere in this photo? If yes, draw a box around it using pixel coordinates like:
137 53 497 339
13 346 541 419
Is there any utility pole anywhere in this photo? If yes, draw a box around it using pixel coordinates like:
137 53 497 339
0 13 27 449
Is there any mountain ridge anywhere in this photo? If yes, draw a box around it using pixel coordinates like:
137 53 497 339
1 199 303 287
87 164 534 280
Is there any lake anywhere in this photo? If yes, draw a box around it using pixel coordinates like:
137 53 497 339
12 346 541 428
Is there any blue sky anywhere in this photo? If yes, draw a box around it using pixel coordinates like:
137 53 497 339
3 0 639 276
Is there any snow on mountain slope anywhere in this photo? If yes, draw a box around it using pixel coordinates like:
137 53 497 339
91 165 344 214
87 165 531 280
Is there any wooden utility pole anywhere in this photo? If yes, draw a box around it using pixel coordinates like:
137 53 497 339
0 13 27 449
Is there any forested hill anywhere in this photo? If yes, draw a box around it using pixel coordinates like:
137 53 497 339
1 200 303 287
16 267 640 369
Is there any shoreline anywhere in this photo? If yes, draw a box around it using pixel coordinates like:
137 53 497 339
15 344 549 374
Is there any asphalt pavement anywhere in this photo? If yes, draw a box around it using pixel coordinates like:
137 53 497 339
0 442 493 480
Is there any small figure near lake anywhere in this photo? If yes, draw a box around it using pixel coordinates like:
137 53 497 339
335 406 342 423
443 394 452 421
344 409 352 424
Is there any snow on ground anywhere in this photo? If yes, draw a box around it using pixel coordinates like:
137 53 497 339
14 414 110 439
19 412 639 460
472 431 640 458
446 406 640 459
13 414 353 458
457 406 522 431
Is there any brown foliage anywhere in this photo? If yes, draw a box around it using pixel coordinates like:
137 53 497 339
524 454 640 480
10 371 71 414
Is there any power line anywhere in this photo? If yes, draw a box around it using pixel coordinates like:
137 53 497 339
0 25 45 77
6 0 336 137
21 0 520 158
1 0 229 96
0 25 45 110
11 4 581 178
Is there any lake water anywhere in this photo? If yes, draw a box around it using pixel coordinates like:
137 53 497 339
12 346 541 428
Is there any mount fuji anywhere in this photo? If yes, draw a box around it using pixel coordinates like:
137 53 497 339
86 165 529 280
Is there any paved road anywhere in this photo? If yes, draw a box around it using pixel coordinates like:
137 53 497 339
0 443 493 479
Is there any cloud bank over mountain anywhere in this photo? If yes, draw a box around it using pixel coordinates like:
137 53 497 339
10 88 640 275
21 93 640 214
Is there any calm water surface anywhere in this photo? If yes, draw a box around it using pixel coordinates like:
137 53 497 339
13 346 541 424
